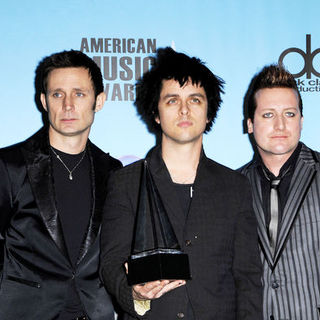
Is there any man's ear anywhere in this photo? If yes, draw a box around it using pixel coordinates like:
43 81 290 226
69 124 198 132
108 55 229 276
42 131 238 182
94 92 106 112
40 93 48 112
247 118 253 134
155 115 160 124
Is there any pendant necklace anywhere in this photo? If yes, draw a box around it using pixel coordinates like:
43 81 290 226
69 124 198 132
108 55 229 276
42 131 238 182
50 147 86 180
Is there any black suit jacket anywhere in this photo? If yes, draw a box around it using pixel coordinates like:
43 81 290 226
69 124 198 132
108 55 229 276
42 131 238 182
100 146 262 320
0 128 122 320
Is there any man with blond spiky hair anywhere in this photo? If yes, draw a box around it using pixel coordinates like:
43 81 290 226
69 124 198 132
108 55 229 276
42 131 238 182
240 64 320 320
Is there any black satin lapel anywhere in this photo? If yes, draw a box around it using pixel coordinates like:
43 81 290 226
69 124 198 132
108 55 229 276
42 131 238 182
22 148 68 257
76 144 106 264
273 157 316 264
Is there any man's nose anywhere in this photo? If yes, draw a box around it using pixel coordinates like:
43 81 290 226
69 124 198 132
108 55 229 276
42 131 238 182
274 115 285 130
63 95 74 111
179 101 189 115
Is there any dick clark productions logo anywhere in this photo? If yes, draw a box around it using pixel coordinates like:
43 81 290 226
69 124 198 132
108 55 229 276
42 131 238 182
278 34 320 92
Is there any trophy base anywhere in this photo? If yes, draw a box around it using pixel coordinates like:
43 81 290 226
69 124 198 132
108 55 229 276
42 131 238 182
127 249 191 285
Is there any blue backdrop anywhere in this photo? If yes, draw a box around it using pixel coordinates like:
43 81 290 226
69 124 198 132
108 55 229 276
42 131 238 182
1 0 319 168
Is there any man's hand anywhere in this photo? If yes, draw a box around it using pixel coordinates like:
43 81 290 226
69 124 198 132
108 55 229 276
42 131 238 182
124 262 186 301
132 279 186 300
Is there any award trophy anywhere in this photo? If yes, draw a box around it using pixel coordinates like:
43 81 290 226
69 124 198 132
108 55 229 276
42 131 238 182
127 160 191 286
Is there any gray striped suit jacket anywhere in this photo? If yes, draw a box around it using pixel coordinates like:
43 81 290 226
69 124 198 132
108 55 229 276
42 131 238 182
240 143 320 320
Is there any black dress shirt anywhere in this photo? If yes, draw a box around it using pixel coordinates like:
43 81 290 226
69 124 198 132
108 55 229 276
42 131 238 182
256 143 301 230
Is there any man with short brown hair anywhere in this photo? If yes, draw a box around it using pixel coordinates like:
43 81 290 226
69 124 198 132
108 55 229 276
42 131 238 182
0 50 122 320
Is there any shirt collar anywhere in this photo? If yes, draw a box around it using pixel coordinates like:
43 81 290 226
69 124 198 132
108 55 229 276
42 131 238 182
257 142 302 180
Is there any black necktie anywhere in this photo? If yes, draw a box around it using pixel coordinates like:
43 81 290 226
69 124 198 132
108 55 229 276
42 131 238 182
269 178 281 256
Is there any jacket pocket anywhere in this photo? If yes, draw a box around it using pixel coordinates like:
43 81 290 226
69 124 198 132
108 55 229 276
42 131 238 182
7 275 41 288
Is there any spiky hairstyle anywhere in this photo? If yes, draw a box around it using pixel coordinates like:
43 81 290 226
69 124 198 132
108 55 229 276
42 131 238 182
245 64 302 121
134 47 224 135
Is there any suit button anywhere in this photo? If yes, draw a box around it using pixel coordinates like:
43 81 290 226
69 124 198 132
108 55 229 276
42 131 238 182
177 312 185 318
185 240 192 246
271 281 279 289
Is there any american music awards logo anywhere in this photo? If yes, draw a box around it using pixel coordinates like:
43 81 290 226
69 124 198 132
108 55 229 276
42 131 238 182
278 34 320 93
80 37 156 101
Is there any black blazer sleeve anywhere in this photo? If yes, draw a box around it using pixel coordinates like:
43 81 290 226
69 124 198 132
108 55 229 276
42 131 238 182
233 178 263 319
100 165 142 318
0 154 13 272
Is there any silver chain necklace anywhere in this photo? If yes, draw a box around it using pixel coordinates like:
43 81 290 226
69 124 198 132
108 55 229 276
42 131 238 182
50 147 86 180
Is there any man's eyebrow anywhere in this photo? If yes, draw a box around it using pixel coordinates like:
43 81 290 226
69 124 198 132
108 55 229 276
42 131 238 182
47 88 63 93
161 93 206 99
47 87 91 93
189 93 206 98
161 93 179 99
258 106 299 111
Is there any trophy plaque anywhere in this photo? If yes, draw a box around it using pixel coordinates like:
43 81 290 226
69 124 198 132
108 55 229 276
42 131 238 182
127 160 191 286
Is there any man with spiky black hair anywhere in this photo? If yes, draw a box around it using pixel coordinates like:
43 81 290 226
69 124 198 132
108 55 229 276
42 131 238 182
134 47 223 137
101 47 262 320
